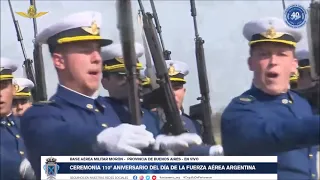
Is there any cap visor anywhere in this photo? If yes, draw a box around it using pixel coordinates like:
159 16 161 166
58 36 113 46
99 39 113 47
250 39 296 46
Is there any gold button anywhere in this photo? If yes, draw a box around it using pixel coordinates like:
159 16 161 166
7 123 11 126
19 151 24 155
101 123 108 128
86 104 93 109
312 174 316 178
16 134 20 138
309 154 313 158
95 109 99 112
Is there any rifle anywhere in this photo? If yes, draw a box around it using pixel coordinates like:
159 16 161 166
149 0 171 60
117 0 141 125
282 0 286 10
8 0 36 98
188 0 216 145
30 0 47 102
137 4 158 89
138 0 186 135
307 0 320 81
298 0 320 114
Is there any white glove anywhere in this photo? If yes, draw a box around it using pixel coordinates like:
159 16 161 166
209 145 224 156
20 158 35 180
153 133 202 153
97 124 155 154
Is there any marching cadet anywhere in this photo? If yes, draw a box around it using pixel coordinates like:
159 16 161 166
140 67 153 95
289 72 299 89
221 17 320 180
295 49 319 115
153 60 223 156
12 78 34 116
0 57 34 179
100 42 202 154
20 11 157 179
295 49 315 89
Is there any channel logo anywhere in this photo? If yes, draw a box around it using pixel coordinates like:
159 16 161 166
133 175 138 180
152 175 157 180
146 175 150 180
139 175 144 180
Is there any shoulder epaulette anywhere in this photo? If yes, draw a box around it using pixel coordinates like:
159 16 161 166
234 95 256 104
32 100 54 106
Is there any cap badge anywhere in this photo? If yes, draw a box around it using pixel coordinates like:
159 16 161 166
168 63 179 76
13 84 23 93
266 26 277 39
115 57 124 64
82 20 99 35
0 67 3 72
260 25 284 39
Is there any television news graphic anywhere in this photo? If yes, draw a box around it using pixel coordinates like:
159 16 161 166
41 156 277 179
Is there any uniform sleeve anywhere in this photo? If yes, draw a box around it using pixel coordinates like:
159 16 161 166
20 105 102 178
221 102 320 156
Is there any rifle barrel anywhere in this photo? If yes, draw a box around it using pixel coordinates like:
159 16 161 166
8 0 28 60
190 0 199 38
30 0 38 36
149 0 171 60
137 0 145 15
282 0 286 10
189 0 216 145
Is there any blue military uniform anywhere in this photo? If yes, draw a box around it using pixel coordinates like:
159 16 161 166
148 60 217 156
0 57 26 179
101 42 160 137
20 11 118 178
222 17 319 180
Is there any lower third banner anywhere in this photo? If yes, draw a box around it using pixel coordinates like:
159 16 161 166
41 156 277 179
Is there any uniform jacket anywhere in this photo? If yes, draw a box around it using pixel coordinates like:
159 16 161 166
20 85 123 178
222 86 319 180
0 114 25 180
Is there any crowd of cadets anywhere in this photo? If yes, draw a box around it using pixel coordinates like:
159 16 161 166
0 11 319 180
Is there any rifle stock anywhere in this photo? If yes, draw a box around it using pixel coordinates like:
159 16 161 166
189 0 216 145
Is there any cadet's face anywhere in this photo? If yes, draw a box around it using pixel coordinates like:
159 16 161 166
101 73 129 99
172 84 186 110
101 71 140 100
53 41 102 95
248 43 297 95
0 80 14 117
12 99 32 116
298 68 314 89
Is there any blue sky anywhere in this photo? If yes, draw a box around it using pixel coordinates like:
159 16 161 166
0 0 311 112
